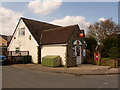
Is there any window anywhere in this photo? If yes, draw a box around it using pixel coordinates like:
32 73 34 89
16 47 20 53
76 46 80 56
83 49 86 56
19 27 25 36
2 43 5 46
73 46 76 57
73 46 81 57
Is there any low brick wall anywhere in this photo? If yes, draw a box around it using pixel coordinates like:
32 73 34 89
95 58 120 68
109 59 120 68
100 58 110 66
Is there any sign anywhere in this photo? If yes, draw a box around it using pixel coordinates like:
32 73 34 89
72 40 82 45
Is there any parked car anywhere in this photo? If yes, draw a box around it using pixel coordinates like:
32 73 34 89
0 54 7 65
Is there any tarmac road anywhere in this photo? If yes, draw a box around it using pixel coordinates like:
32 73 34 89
2 66 119 88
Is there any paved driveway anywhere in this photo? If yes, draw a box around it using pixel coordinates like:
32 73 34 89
2 66 119 88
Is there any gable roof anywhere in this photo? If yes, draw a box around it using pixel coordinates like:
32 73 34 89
7 36 12 42
41 25 80 45
0 34 7 41
21 18 61 43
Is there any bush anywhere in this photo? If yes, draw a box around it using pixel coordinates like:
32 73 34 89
108 47 120 59
101 34 120 58
101 58 110 60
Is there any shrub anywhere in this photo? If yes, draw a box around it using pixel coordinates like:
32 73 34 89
101 34 120 58
108 47 120 59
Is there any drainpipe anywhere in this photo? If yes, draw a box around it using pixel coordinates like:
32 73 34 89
64 44 68 68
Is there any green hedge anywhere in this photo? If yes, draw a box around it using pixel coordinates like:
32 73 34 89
101 58 110 60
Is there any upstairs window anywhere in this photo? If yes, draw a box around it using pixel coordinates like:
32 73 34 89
19 27 25 36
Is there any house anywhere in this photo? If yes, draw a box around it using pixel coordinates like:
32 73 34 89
8 17 86 67
0 35 12 47
0 35 12 55
0 35 8 47
8 17 60 63
41 25 86 66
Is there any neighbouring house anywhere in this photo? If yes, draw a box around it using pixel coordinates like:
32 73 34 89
0 35 12 55
0 35 8 47
8 17 86 67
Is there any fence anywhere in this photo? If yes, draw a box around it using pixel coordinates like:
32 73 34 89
7 56 32 64
7 51 31 64
8 51 29 56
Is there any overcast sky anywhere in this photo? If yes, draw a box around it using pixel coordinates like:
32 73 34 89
0 0 118 35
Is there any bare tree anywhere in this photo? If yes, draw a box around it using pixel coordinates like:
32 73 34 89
88 18 118 45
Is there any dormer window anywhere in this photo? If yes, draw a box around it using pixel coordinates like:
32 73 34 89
19 27 25 36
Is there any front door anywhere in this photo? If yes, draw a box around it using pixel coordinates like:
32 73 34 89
75 46 82 64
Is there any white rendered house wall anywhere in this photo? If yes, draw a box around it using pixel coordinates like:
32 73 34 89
41 45 67 65
8 19 39 63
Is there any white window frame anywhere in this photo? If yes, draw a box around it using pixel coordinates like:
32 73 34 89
19 27 25 36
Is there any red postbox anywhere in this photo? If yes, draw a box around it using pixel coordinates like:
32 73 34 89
94 51 101 65
95 53 99 60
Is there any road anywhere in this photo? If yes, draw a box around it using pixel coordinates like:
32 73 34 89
2 66 119 88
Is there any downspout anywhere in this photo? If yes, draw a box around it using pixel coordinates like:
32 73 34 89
37 45 41 64
39 31 43 64
64 43 68 68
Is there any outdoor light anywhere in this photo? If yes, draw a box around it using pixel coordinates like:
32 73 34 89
79 33 84 37
29 35 31 40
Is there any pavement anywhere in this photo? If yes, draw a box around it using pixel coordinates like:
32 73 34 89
11 64 120 76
